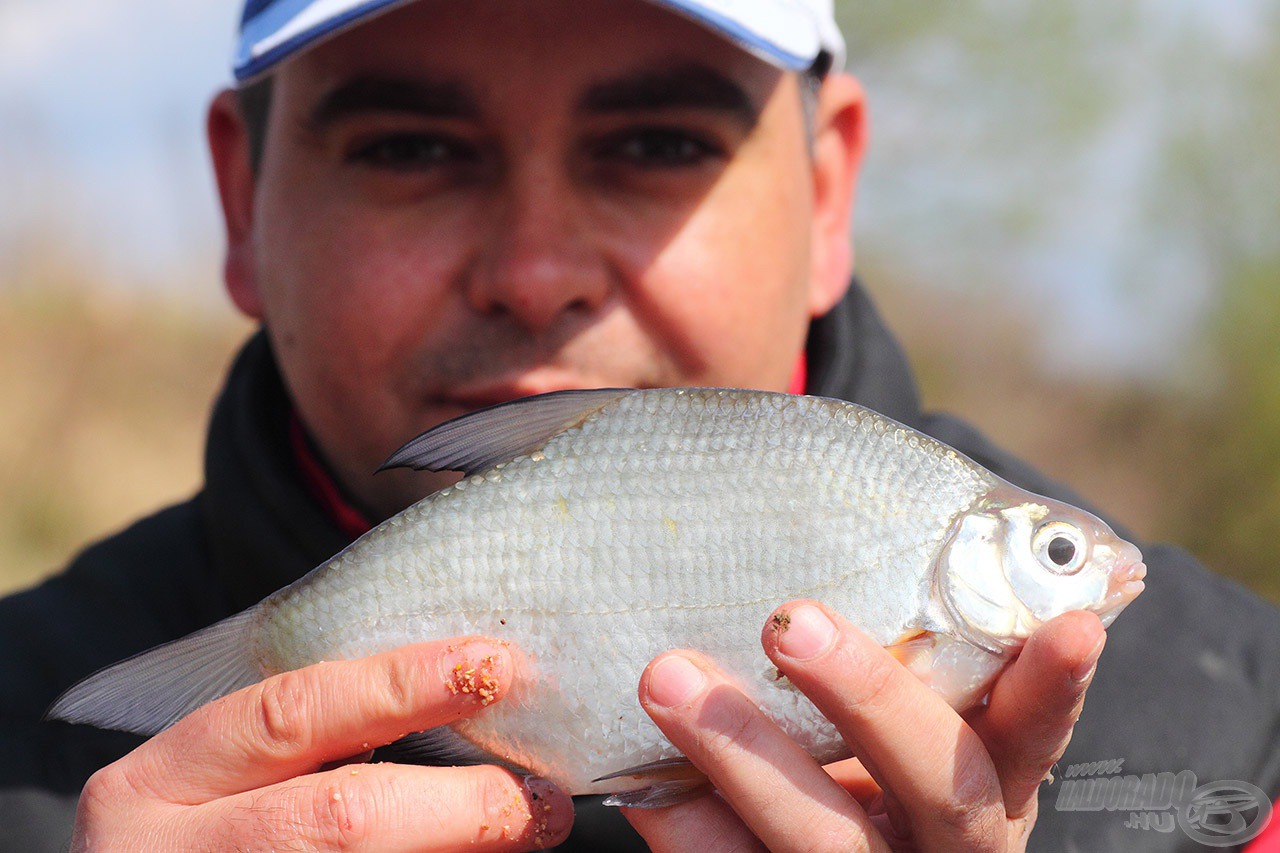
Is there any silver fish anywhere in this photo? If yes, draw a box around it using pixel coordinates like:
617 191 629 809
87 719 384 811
49 388 1145 805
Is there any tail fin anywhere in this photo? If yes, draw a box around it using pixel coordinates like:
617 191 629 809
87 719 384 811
45 609 264 735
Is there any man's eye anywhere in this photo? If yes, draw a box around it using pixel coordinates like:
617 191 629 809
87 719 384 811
604 129 718 167
348 134 475 170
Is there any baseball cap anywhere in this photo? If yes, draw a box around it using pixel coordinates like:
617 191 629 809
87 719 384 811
233 0 846 83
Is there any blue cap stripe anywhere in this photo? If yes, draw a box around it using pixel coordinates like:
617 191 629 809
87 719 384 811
236 0 319 71
235 0 412 80
240 0 279 27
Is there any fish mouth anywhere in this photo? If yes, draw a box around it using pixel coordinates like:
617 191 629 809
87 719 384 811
1097 557 1146 627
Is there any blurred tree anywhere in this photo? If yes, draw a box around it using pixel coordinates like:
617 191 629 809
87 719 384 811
1179 259 1280 600
836 0 1280 600
836 0 1280 383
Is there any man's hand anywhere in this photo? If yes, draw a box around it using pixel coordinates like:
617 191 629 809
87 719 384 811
70 638 573 852
626 601 1105 852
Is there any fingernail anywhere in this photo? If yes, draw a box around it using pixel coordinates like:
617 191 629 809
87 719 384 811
648 655 706 708
1071 634 1107 683
523 776 574 847
775 604 837 661
440 641 508 706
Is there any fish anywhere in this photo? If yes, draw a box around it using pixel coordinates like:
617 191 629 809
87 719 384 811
48 388 1145 807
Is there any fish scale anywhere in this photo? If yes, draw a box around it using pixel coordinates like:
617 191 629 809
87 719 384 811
47 387 1145 804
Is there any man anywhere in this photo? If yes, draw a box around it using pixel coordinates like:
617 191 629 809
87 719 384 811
3 1 1278 850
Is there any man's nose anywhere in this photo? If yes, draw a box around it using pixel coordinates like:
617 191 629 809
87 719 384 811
467 164 609 334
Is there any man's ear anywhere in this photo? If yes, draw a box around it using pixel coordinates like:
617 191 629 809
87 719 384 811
808 72 867 318
207 89 264 319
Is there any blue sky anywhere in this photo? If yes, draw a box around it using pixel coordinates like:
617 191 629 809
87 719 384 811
0 0 233 292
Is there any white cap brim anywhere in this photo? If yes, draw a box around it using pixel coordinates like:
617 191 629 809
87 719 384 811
234 0 844 82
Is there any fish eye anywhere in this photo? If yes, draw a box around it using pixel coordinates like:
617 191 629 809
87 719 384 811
1047 537 1075 566
1032 522 1088 575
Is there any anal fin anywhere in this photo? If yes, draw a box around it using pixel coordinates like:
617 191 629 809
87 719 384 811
594 757 712 809
376 725 498 767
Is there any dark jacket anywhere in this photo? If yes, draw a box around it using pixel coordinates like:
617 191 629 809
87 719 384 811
3 283 1278 852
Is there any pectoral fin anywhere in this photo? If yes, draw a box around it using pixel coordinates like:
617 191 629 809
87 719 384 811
885 630 938 668
885 630 1008 711
594 758 712 808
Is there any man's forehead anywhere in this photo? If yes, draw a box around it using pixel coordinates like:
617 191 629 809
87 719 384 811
301 62 768 132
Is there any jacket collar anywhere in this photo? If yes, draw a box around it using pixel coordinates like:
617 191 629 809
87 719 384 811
806 278 923 427
201 332 351 610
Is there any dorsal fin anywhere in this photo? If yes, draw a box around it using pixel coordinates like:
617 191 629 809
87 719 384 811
378 388 634 476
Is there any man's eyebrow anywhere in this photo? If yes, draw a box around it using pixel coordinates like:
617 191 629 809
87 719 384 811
579 65 761 128
306 76 478 128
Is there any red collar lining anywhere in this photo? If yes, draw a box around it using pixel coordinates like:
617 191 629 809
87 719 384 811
288 411 373 539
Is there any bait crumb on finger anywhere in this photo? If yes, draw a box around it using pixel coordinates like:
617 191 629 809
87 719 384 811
445 654 502 705
528 806 556 850
771 612 792 633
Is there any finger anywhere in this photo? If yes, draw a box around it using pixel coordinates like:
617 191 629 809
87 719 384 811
967 610 1105 819
822 759 919 848
123 638 514 803
182 763 573 852
624 792 768 853
825 756 882 804
637 651 892 852
764 601 1006 851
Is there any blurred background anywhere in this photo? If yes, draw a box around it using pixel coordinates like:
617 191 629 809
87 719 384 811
1 0 1277 600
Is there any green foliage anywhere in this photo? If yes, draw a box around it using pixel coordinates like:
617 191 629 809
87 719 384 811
838 0 1280 602
1174 261 1280 600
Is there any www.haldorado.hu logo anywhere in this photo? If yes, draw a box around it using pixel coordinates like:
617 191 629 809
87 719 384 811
1051 758 1271 847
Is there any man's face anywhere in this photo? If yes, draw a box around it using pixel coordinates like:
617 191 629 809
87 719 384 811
212 0 864 519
